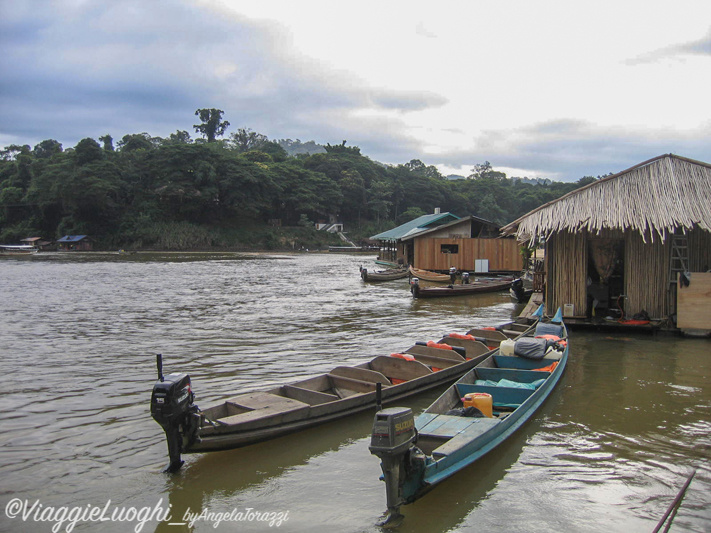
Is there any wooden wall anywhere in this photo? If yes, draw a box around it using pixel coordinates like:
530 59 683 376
413 237 521 272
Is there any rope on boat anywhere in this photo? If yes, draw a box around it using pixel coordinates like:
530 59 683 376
652 468 697 533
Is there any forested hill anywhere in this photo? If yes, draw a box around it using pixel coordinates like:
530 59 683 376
0 122 597 250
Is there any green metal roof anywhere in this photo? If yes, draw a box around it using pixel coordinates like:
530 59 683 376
370 212 460 242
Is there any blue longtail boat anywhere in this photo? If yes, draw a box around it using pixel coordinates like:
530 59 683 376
369 306 568 527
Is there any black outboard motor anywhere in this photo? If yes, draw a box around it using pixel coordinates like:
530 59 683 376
410 277 420 296
369 407 420 527
150 354 198 473
462 272 470 284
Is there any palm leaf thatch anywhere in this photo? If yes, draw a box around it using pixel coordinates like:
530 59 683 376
501 154 711 244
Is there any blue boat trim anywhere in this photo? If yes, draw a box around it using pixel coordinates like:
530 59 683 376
369 308 569 525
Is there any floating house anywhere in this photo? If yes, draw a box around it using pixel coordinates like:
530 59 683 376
501 154 711 333
57 235 93 251
371 209 521 272
21 237 53 251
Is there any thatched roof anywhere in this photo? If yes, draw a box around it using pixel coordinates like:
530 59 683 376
501 154 711 244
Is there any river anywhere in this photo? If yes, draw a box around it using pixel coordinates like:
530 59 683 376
0 252 709 532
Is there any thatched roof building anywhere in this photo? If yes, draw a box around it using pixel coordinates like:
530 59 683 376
501 154 711 330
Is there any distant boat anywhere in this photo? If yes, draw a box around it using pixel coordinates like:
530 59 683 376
410 276 513 298
408 266 451 282
360 265 408 282
149 314 542 473
369 306 568 527
0 244 38 255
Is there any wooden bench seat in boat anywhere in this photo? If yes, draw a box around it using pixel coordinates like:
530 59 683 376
465 328 508 346
327 373 387 398
404 344 466 362
407 353 464 370
369 355 433 383
281 385 339 405
329 366 392 386
438 337 490 359
430 418 501 459
215 392 310 427
415 412 500 459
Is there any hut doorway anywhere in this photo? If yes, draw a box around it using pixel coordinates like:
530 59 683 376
587 238 625 318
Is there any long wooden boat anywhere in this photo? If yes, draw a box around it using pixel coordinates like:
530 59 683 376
150 315 542 472
408 266 451 282
360 265 409 282
410 276 514 298
369 306 568 527
0 244 38 255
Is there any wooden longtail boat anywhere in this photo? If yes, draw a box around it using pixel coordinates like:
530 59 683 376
410 276 514 298
369 306 568 527
408 266 451 282
0 244 38 255
360 265 409 282
150 315 542 472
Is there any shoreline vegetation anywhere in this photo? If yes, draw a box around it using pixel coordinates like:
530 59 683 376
1 110 597 251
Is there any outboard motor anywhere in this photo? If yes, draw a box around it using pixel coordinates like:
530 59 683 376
150 354 198 473
410 277 419 296
369 407 420 527
462 272 470 284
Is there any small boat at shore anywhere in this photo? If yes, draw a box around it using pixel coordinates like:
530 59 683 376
408 266 451 282
369 306 568 527
150 314 543 472
410 276 513 298
0 244 38 255
360 265 409 282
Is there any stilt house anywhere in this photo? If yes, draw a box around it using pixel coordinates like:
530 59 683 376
501 154 711 332
372 209 521 272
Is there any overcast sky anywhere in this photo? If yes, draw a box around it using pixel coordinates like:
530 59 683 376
1 0 710 181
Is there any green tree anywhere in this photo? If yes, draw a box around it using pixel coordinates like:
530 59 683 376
33 139 63 159
194 108 230 142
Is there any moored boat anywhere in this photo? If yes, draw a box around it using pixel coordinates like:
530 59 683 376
408 266 451 282
410 276 513 298
150 314 542 472
369 306 568 527
360 265 409 282
0 244 38 255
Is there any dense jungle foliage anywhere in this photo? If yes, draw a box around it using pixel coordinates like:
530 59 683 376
0 109 597 250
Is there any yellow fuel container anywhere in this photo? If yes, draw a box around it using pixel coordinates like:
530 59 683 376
463 392 493 417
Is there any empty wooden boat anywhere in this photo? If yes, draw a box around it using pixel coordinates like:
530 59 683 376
369 306 568 527
360 265 409 281
408 266 451 282
150 314 542 472
410 276 514 298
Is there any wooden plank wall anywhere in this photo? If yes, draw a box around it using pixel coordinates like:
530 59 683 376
677 272 711 331
413 238 521 272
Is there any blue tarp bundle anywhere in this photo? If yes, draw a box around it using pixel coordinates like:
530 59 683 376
474 378 546 390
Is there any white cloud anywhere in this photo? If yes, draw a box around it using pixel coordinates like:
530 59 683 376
1 0 710 180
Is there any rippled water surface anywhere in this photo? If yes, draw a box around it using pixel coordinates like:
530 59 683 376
0 252 709 532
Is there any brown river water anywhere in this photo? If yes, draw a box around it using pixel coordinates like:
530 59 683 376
0 252 709 533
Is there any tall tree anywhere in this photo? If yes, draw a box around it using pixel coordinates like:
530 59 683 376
194 108 230 142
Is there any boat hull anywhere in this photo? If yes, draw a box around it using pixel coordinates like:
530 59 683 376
411 279 512 298
369 309 567 519
187 358 480 453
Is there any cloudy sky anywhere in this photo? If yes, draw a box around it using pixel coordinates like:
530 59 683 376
1 0 710 181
